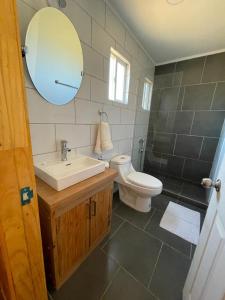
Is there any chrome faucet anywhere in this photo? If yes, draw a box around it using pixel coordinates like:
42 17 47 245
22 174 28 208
61 140 71 161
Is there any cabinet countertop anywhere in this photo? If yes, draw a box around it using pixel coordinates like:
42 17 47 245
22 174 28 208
36 168 117 213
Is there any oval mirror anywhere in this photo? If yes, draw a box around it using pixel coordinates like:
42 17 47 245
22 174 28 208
25 7 83 105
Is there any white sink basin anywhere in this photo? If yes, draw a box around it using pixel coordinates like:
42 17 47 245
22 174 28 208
34 155 105 191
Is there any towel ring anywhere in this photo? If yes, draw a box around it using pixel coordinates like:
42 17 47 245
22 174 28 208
99 109 109 122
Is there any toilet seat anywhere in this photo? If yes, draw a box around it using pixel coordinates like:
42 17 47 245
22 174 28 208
127 171 162 189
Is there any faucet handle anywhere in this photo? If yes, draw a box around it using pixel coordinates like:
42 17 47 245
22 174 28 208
61 140 68 147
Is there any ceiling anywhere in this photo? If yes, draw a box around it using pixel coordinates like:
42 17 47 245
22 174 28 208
108 0 225 65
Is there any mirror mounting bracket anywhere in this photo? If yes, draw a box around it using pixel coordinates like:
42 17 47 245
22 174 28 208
21 45 28 57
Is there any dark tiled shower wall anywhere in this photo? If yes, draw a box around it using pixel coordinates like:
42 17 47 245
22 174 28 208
144 53 225 184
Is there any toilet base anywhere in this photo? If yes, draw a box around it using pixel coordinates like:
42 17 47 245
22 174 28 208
118 185 151 213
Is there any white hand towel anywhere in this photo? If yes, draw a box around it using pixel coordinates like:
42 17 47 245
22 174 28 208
94 122 113 155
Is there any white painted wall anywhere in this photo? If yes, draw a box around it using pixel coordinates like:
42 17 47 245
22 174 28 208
17 0 155 169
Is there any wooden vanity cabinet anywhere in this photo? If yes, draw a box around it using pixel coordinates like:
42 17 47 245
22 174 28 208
36 169 117 290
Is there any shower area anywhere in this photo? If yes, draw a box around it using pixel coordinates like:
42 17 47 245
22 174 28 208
143 52 225 209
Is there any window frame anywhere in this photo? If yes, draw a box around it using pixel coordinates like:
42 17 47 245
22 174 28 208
108 48 130 104
142 77 153 111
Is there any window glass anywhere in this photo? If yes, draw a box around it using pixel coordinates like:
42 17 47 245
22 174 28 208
108 48 130 104
142 78 153 111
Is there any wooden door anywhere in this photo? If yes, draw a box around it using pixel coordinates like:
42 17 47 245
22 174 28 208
56 200 90 285
183 124 225 300
90 185 112 247
0 1 47 299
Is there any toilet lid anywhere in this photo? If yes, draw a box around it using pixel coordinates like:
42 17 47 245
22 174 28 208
110 155 131 165
127 172 162 189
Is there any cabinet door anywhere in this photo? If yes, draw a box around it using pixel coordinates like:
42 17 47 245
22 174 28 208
56 199 90 284
90 185 113 247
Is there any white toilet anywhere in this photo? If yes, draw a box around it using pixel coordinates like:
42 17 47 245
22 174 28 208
110 155 162 212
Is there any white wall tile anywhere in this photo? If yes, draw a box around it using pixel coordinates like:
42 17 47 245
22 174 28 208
75 0 106 27
129 77 139 95
17 0 35 44
119 139 132 154
18 0 153 159
27 88 75 123
112 125 134 141
128 94 137 110
77 145 96 158
82 44 104 79
115 42 131 63
121 109 136 125
105 6 125 46
61 0 92 46
103 57 109 83
30 124 56 155
90 124 98 146
23 60 34 89
91 77 107 103
134 125 148 138
92 21 115 58
137 47 149 67
125 32 139 58
103 104 121 124
19 0 47 10
76 99 102 124
135 111 150 125
76 74 91 100
56 124 90 149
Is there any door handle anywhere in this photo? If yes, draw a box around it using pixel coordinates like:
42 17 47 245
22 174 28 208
201 178 221 192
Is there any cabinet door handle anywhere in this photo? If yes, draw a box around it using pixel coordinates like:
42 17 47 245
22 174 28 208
86 203 91 219
91 201 96 217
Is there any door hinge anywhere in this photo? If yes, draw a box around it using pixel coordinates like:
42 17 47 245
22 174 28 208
20 187 33 206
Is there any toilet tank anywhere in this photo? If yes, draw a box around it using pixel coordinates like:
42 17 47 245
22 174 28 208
110 155 133 183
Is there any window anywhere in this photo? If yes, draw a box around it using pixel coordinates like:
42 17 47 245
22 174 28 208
142 78 153 111
108 48 130 104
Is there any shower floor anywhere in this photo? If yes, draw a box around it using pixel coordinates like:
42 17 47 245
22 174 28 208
152 174 208 210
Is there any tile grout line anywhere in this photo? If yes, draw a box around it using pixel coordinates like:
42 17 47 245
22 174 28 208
198 137 205 160
113 212 192 260
180 157 186 179
100 247 158 299
189 111 195 135
100 266 121 299
120 266 159 299
210 82 218 110
100 219 126 249
172 134 178 155
180 85 186 111
147 242 163 289
143 209 156 230
200 56 207 83
154 78 225 88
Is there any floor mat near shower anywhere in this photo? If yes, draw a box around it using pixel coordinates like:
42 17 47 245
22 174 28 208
160 202 200 245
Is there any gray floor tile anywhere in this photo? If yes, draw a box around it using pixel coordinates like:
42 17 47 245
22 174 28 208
114 201 155 229
103 222 162 287
53 248 119 300
181 182 208 206
145 209 191 256
151 194 172 212
162 176 183 195
100 213 124 248
103 268 156 300
150 244 191 300
110 213 124 235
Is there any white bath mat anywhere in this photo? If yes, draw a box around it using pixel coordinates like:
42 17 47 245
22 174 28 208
160 202 200 245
